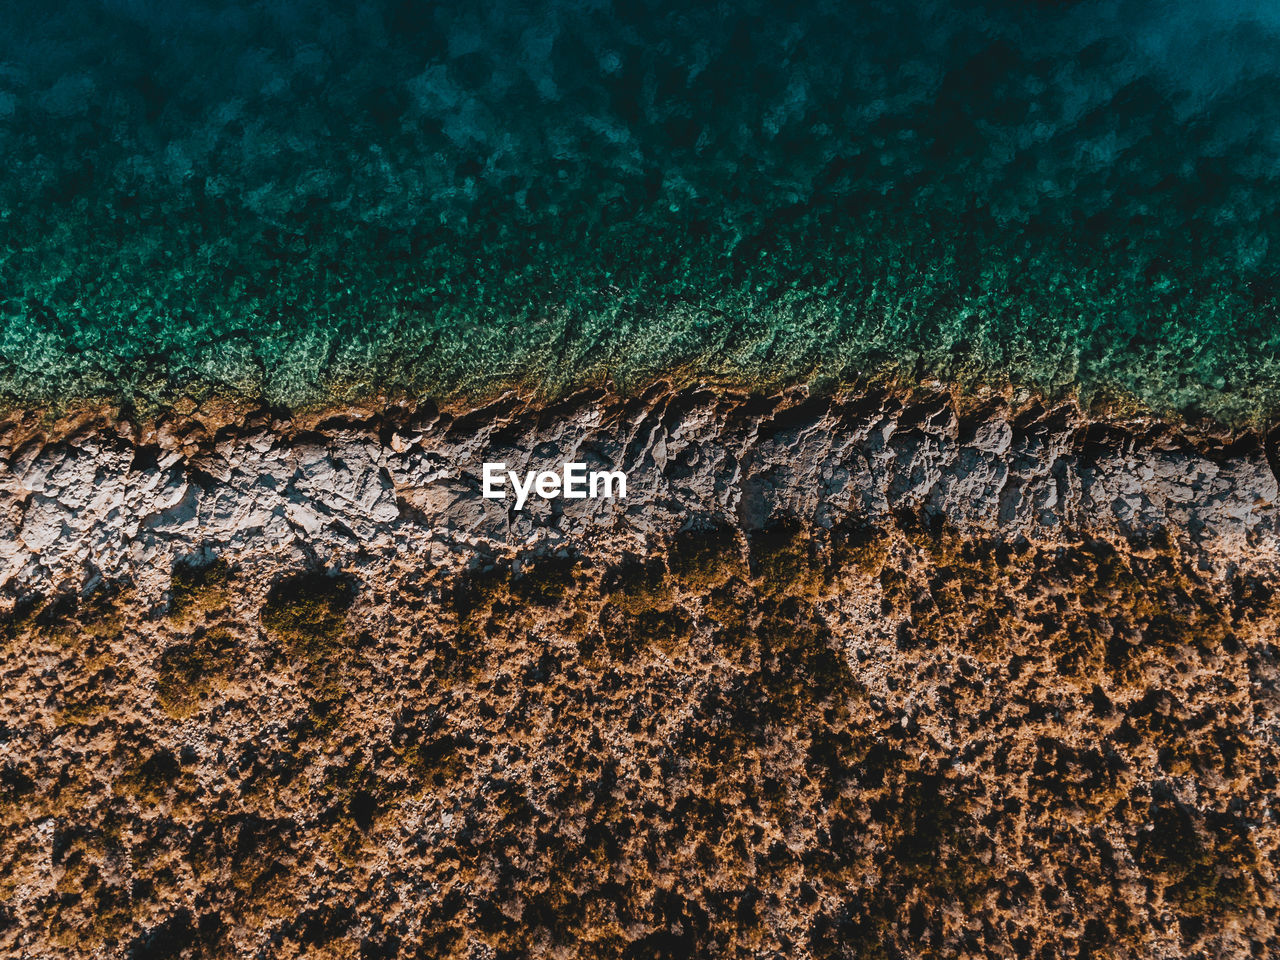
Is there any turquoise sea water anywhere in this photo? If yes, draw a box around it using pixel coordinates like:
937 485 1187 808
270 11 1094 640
2 1 1279 423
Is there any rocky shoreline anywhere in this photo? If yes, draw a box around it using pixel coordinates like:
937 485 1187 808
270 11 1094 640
2 385 1279 958
2 384 1277 603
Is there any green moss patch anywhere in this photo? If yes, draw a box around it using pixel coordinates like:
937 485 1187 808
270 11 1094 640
667 521 746 592
168 556 233 620
155 628 239 719
260 572 355 660
260 572 358 706
750 516 827 599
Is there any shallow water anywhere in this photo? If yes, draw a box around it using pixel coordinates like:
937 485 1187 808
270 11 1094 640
1 0 1278 422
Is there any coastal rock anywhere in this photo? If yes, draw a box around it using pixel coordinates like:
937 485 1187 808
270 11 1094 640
0 386 1277 959
0 386 1276 602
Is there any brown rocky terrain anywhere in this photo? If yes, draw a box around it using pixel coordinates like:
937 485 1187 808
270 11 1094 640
1 385 1279 958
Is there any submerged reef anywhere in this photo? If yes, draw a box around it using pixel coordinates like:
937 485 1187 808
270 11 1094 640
3 1 1280 422
1 386 1279 957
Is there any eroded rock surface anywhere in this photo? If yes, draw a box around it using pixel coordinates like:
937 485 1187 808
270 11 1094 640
1 387 1278 959
1 386 1277 602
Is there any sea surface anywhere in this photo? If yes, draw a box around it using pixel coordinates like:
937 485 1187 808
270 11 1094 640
2 0 1279 423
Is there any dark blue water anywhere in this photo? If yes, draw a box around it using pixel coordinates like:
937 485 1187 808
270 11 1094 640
2 1 1278 422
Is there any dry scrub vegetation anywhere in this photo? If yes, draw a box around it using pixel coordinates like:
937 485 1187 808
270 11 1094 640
1 513 1278 959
